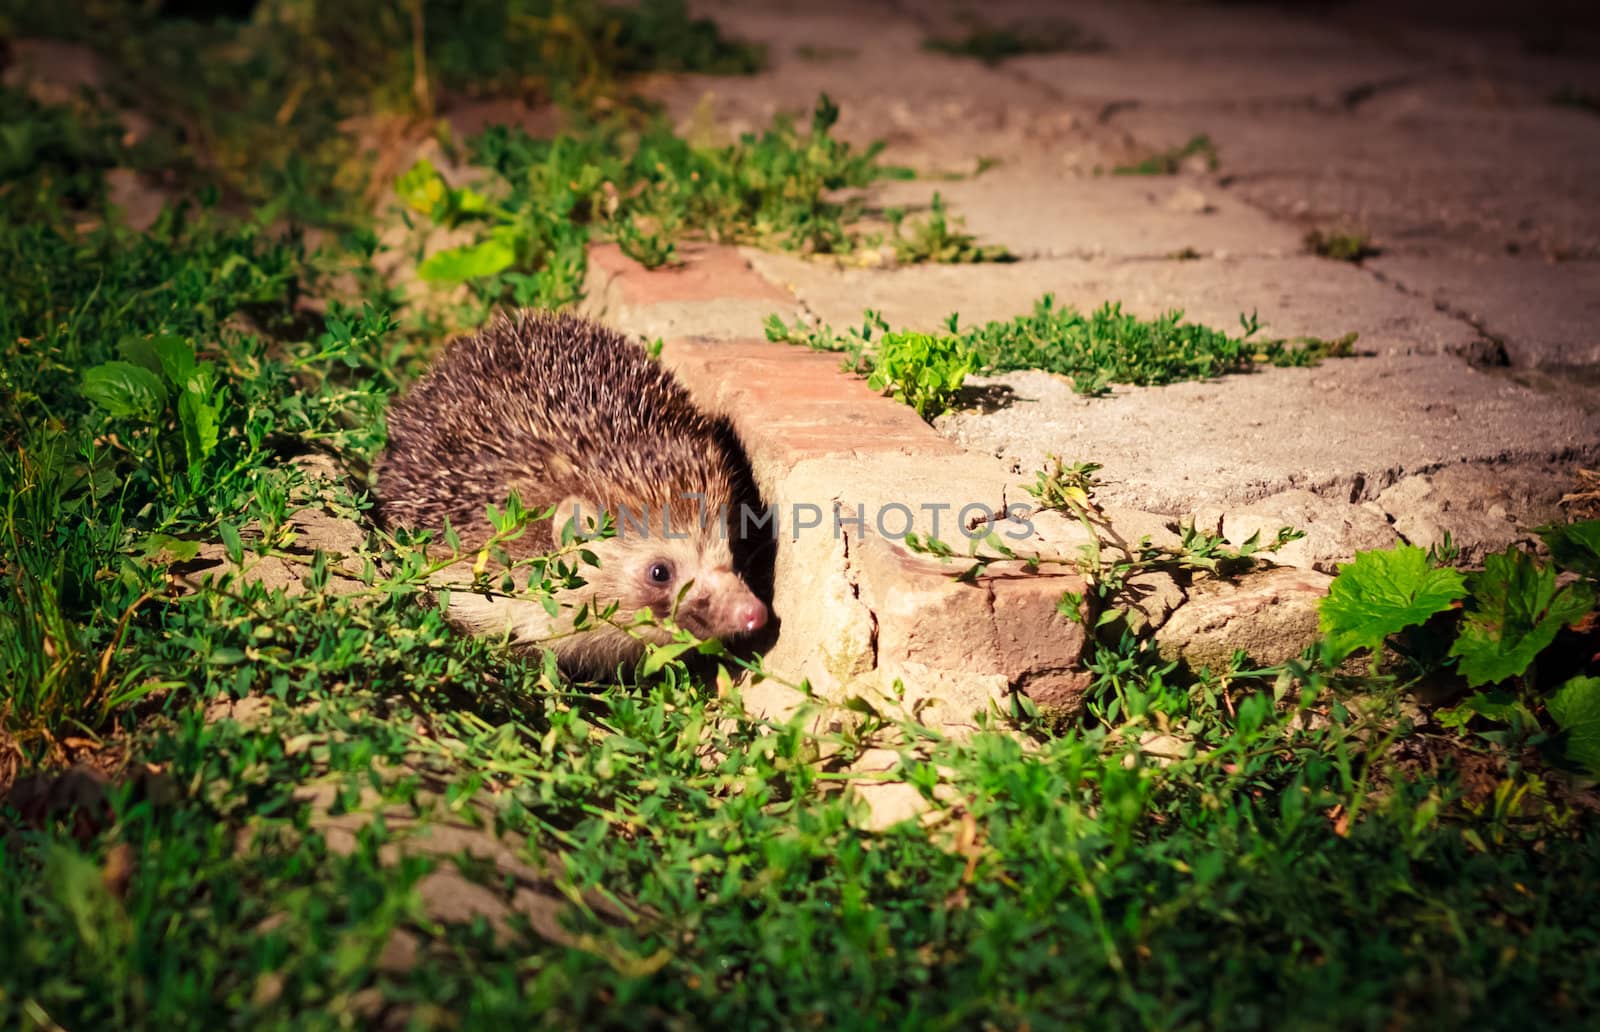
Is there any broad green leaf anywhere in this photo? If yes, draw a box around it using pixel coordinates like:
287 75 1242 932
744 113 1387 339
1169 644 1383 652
418 238 516 282
82 361 168 419
640 640 698 677
139 533 201 563
395 159 490 223
121 333 196 387
1449 547 1594 687
1319 545 1467 668
1538 520 1600 581
1433 689 1529 730
150 334 198 387
178 389 220 477
1547 675 1600 777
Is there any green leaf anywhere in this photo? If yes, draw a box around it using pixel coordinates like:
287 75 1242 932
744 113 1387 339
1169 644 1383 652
1538 520 1600 581
155 336 199 387
139 533 201 563
219 522 244 565
123 333 198 387
1449 547 1594 687
417 238 517 282
640 640 698 677
178 389 221 478
1319 545 1467 668
82 361 168 420
1547 675 1600 777
1434 689 1528 730
395 158 448 217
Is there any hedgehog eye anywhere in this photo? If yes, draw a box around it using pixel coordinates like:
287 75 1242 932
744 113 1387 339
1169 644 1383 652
647 561 674 586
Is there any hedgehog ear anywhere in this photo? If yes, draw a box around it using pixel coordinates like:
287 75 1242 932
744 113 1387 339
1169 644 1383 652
555 494 603 541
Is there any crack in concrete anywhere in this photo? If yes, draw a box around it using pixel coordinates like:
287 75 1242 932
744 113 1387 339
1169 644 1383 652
1335 73 1425 112
1005 246 1294 263
1202 453 1600 511
837 512 879 670
1203 173 1512 367
1362 264 1511 366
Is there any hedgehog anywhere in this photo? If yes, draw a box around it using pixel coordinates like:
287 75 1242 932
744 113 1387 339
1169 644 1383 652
374 310 771 677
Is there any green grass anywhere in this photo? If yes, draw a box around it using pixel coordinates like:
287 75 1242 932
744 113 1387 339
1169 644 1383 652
768 297 1357 408
884 192 1014 264
396 96 1013 326
1305 228 1379 262
1113 134 1219 176
923 17 1107 66
0 85 132 225
2 0 765 222
3 17 1600 1031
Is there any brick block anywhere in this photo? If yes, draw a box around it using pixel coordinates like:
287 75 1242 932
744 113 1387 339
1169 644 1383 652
852 534 1092 713
661 339 963 472
588 242 791 306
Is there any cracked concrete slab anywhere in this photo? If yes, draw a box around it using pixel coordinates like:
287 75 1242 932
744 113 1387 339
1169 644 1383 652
870 167 1303 260
1011 51 1419 109
748 250 1482 357
653 3 1119 173
934 356 1600 517
1368 254 1600 368
1114 98 1600 260
942 0 1379 59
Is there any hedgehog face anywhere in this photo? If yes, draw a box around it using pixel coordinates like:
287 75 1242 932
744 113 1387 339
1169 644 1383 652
591 533 768 645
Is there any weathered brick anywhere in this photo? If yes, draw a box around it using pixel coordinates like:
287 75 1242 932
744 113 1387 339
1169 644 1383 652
851 534 1093 713
588 242 791 306
661 340 962 471
1154 566 1332 672
853 532 1008 675
652 329 1098 722
987 562 1093 711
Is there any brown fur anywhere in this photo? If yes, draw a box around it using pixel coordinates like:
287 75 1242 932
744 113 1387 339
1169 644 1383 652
374 310 769 676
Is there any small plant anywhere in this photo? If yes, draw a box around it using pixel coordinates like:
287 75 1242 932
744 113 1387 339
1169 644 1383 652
399 95 925 317
923 17 1106 66
1113 134 1218 176
866 331 976 419
6 0 766 220
1552 85 1600 116
793 44 858 62
884 192 1013 264
81 335 224 493
1305 228 1379 262
773 294 1356 408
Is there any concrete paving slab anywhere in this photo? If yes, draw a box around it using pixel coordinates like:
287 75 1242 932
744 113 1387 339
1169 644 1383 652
933 355 1600 515
970 0 1379 59
1330 2 1600 97
652 5 1118 173
1011 51 1418 109
1369 254 1600 368
870 167 1302 260
1114 101 1600 259
747 251 1481 357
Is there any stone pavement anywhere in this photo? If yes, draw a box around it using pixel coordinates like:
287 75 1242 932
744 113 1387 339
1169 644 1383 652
16 1 1596 776
580 0 1600 732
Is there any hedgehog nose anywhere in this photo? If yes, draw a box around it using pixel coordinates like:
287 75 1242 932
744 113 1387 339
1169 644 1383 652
737 599 768 635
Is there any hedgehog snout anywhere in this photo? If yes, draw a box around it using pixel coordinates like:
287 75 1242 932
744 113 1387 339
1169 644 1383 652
732 596 768 635
691 568 768 640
